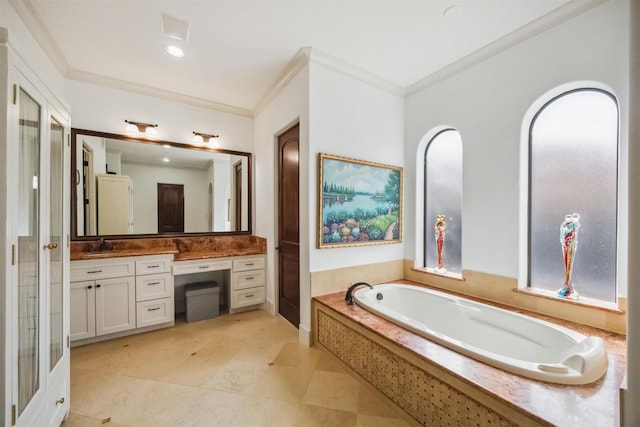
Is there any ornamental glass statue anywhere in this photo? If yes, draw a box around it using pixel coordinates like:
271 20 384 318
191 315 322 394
434 215 446 274
557 213 581 299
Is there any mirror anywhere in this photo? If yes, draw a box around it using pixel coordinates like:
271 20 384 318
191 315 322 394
71 128 251 239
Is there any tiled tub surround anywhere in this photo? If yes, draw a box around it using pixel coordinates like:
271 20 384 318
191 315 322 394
313 284 626 427
70 235 267 261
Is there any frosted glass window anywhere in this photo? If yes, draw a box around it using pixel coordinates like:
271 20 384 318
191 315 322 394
529 89 618 302
424 129 462 273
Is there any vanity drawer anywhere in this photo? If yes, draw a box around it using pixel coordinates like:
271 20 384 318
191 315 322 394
231 287 265 309
173 259 232 276
136 273 172 302
135 257 172 275
71 259 135 281
136 297 173 328
233 257 265 272
232 270 265 291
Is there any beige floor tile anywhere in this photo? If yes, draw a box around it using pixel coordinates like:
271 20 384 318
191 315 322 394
302 370 360 412
356 413 413 427
272 342 322 370
70 370 156 423
227 396 300 427
249 364 314 403
133 382 245 427
314 352 348 373
357 385 399 418
202 358 269 394
293 404 358 427
61 412 134 427
69 311 416 427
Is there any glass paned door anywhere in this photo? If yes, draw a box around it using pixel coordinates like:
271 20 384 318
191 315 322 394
49 119 64 370
18 88 41 414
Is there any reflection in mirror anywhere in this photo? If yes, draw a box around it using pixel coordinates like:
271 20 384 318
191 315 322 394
71 129 251 239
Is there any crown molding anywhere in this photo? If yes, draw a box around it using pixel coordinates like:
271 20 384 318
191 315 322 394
308 48 405 97
9 0 70 74
406 0 608 97
67 69 254 118
252 47 311 116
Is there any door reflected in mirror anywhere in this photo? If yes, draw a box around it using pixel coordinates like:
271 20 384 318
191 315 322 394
71 129 251 239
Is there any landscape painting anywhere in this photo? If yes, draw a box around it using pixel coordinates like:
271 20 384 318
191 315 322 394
318 153 402 248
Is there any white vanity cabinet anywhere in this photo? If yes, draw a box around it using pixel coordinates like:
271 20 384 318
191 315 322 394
70 254 174 343
135 257 174 328
231 256 266 310
70 258 136 341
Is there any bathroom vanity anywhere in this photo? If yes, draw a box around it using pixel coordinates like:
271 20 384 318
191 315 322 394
70 237 267 346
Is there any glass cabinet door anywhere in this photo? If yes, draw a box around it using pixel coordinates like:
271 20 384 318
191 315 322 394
49 118 64 371
17 87 41 415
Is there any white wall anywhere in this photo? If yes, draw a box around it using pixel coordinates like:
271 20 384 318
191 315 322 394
121 161 210 234
254 63 309 339
65 80 254 153
308 62 405 273
404 0 629 296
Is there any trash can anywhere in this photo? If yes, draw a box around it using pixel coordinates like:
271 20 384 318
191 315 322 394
184 281 220 323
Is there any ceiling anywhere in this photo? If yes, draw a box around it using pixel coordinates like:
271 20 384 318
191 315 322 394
13 0 590 115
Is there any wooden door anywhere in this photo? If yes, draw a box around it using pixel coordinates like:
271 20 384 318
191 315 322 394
278 124 300 327
157 183 184 233
235 162 242 231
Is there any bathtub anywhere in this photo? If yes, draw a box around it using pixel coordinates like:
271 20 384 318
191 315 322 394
353 283 608 384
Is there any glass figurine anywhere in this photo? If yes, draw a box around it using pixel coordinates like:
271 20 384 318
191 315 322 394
557 213 581 300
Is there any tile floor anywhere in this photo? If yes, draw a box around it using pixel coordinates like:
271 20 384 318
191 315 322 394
62 310 414 427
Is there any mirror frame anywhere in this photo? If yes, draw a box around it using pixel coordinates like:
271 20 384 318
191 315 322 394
70 128 253 240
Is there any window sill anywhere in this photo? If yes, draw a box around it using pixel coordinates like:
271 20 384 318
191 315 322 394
513 287 624 314
411 267 464 281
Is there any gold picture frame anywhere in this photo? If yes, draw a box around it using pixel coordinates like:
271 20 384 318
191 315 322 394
318 153 403 248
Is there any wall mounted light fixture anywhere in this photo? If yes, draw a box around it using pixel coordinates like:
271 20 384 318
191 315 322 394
125 120 158 136
192 131 219 144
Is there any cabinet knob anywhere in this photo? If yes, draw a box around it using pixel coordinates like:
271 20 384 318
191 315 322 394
43 242 58 250
87 285 92 289
96 284 101 288
56 397 65 406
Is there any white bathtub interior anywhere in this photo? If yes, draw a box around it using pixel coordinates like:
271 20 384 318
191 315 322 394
353 283 608 385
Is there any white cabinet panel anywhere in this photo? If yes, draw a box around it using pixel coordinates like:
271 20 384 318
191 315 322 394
70 281 96 341
70 259 135 282
135 258 172 275
173 259 232 275
136 273 173 302
95 276 136 336
136 298 173 328
231 287 266 309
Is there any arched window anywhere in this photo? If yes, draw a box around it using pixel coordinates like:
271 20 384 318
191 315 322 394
528 88 618 302
420 128 463 275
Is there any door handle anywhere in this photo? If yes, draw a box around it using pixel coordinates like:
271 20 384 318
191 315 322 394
44 242 58 250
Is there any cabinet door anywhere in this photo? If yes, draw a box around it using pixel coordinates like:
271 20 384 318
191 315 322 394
95 277 136 336
70 281 96 341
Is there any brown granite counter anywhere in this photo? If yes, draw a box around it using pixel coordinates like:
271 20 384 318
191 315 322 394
71 235 266 261
313 280 626 427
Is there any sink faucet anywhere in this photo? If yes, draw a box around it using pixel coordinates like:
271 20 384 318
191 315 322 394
345 282 373 305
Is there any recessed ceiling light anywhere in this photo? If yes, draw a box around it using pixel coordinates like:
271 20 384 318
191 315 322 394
164 44 184 58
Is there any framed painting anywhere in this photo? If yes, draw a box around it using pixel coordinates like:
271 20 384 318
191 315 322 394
318 153 403 248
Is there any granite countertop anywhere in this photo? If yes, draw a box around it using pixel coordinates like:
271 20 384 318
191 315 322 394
314 281 626 427
70 236 267 261
173 249 267 261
